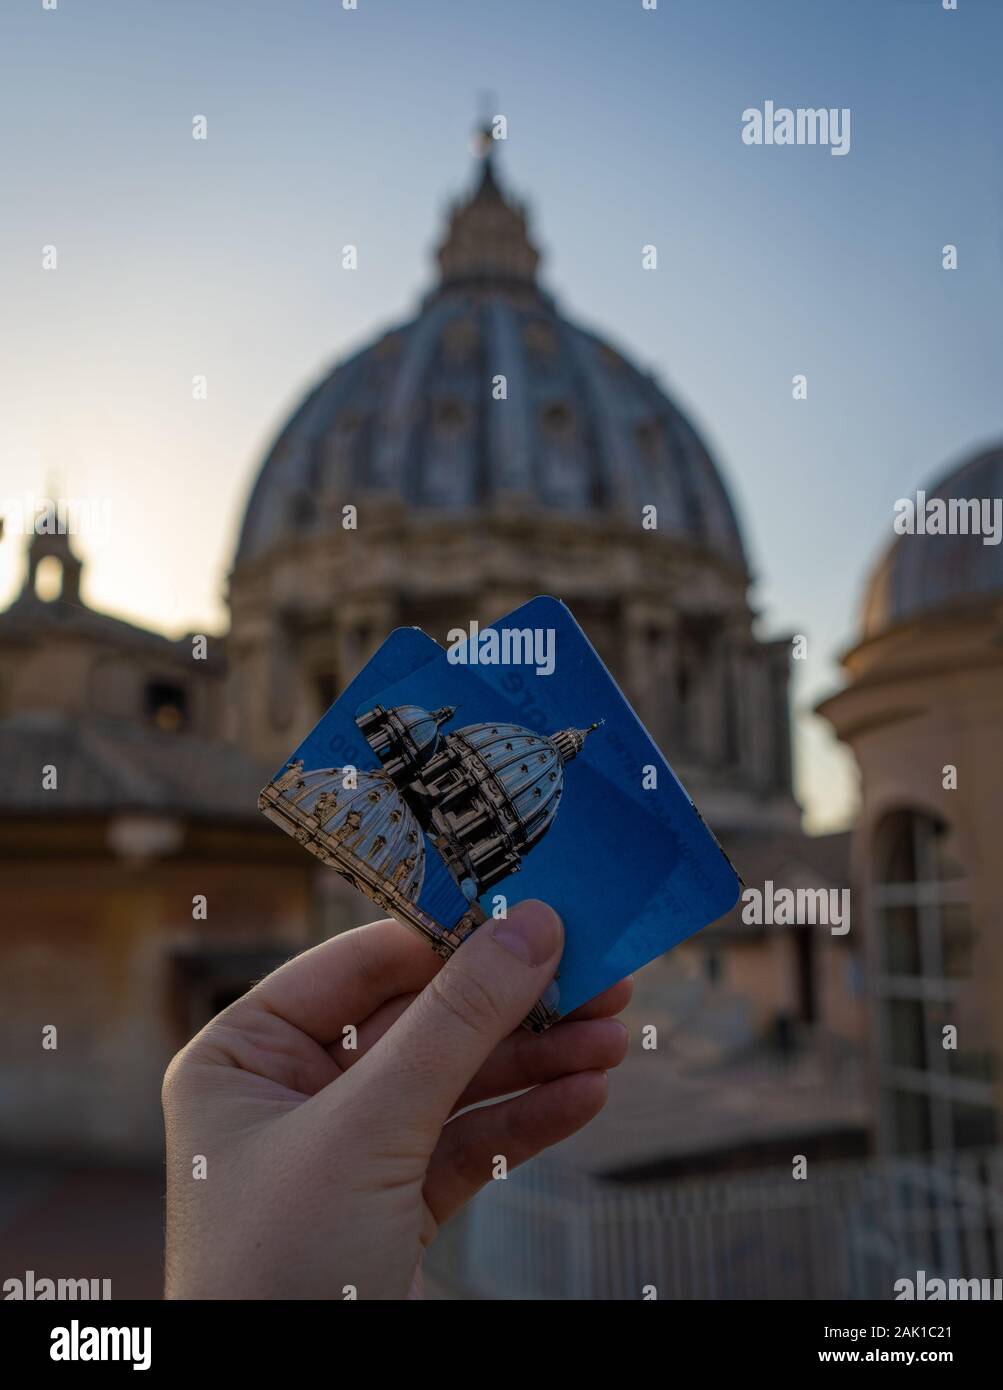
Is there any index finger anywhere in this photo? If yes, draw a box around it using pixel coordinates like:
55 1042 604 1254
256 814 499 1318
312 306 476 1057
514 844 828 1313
234 916 443 1046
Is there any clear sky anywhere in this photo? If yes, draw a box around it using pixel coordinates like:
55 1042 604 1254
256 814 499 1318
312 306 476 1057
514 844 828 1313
1 0 1000 832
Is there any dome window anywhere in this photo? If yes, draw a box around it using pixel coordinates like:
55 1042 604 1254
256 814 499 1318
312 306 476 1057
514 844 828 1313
442 317 478 364
542 402 573 436
524 319 556 357
287 491 317 528
33 554 64 602
435 399 467 433
636 421 663 460
145 680 188 733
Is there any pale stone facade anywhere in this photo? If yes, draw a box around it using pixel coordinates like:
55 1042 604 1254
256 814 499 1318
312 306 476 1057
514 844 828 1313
820 445 1003 1153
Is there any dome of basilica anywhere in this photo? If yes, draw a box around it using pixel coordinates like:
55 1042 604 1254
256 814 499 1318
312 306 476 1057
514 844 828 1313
351 703 598 899
451 721 572 853
231 141 798 834
236 148 746 572
861 443 1003 639
356 702 454 784
259 763 426 902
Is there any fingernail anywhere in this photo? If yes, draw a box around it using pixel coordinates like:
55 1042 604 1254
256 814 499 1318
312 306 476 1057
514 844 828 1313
490 900 563 966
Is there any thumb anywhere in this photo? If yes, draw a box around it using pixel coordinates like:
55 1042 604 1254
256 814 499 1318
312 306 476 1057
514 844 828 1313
357 900 563 1135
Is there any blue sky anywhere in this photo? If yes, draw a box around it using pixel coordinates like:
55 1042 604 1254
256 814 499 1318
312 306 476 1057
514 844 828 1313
1 0 1000 831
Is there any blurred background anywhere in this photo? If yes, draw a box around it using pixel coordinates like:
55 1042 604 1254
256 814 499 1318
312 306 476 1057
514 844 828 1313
1 0 1001 1299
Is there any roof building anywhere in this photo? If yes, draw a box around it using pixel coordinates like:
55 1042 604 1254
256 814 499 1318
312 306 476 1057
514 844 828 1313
820 442 1003 1155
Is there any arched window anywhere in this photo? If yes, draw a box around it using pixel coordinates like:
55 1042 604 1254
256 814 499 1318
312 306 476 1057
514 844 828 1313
34 553 64 601
871 809 995 1154
145 679 188 733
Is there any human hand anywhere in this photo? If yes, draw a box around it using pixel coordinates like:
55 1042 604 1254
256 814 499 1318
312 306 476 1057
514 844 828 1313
162 900 631 1299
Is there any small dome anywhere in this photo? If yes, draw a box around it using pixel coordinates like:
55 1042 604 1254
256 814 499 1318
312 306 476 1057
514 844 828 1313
236 154 746 572
862 444 1003 638
264 765 425 901
358 702 453 778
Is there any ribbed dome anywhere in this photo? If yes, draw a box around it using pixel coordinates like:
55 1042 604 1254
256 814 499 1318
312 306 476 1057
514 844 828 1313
453 722 568 852
358 703 453 782
236 151 746 570
862 444 1003 638
261 765 426 901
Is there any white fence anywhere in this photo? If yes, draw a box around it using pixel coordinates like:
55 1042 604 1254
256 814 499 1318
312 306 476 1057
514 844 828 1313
428 1148 1003 1300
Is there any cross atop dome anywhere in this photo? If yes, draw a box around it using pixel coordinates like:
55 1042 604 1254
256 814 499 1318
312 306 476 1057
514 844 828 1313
470 117 495 163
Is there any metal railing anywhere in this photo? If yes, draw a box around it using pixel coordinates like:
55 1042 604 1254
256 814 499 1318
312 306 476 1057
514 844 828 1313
428 1148 1003 1300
